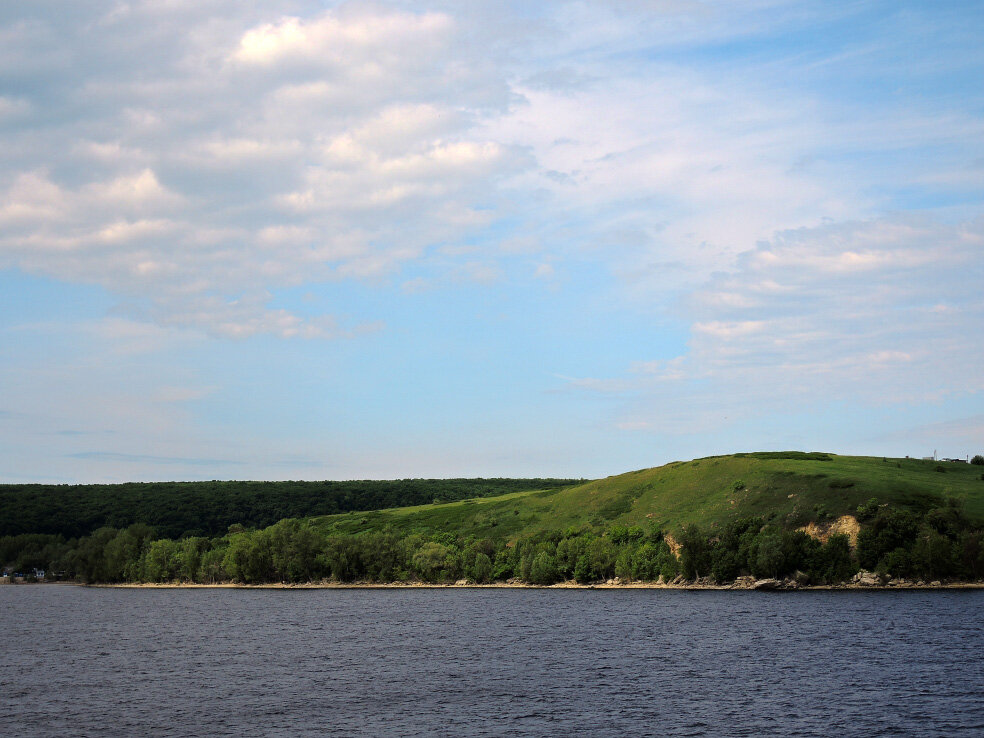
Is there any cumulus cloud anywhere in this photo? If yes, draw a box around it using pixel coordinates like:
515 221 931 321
0 2 522 338
230 10 454 67
0 0 981 347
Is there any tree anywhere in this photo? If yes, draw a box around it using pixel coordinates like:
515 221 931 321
143 539 181 582
811 534 856 583
678 524 712 580
528 551 560 585
412 542 450 581
179 537 208 582
912 531 958 580
586 537 617 580
971 455 984 466
573 554 592 583
470 552 492 583
749 531 784 579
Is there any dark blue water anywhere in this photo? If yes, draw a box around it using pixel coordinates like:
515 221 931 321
1 586 982 737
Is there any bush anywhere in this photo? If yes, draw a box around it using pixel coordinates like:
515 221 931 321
971 455 984 466
856 498 879 520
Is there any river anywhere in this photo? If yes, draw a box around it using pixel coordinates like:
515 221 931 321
1 586 982 736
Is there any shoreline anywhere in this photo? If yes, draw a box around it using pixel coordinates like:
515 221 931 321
63 580 984 591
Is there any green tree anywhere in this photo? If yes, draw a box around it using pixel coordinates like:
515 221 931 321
630 542 662 581
198 546 228 583
811 534 856 583
573 554 592 583
71 527 119 583
143 539 181 582
586 537 617 580
749 531 784 579
103 524 154 582
412 541 450 581
179 537 208 582
912 530 958 580
470 552 493 583
678 524 712 580
223 532 273 583
528 551 560 585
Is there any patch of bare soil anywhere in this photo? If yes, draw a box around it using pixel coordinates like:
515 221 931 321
799 514 860 547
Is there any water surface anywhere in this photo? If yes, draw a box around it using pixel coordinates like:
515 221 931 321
1 586 981 736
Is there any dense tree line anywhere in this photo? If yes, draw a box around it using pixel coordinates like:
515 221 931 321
4 497 982 585
0 478 580 539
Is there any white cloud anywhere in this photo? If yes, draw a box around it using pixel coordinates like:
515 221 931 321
0 3 523 339
231 11 454 67
0 0 981 347
566 215 984 430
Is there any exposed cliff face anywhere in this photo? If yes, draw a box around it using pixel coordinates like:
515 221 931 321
664 533 682 557
799 514 860 547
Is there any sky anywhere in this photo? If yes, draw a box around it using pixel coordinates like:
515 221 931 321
1 0 983 483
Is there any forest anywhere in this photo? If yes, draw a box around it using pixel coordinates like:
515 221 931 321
3 495 982 586
0 477 580 539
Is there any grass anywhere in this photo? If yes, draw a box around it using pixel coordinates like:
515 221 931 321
310 453 984 540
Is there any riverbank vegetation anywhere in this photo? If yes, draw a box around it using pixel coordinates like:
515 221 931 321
3 454 983 586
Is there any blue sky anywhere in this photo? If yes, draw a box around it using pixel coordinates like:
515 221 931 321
1 0 982 482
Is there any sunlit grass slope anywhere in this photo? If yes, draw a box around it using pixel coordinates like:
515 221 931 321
311 453 984 540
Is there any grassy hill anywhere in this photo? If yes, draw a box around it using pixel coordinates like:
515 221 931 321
7 452 983 584
311 453 984 540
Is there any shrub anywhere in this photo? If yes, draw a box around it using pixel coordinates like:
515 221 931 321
971 455 984 466
856 498 879 520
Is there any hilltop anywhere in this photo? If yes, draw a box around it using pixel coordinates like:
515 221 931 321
310 452 984 540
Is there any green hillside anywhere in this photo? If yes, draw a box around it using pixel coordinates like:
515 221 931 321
311 453 984 540
5 452 983 586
